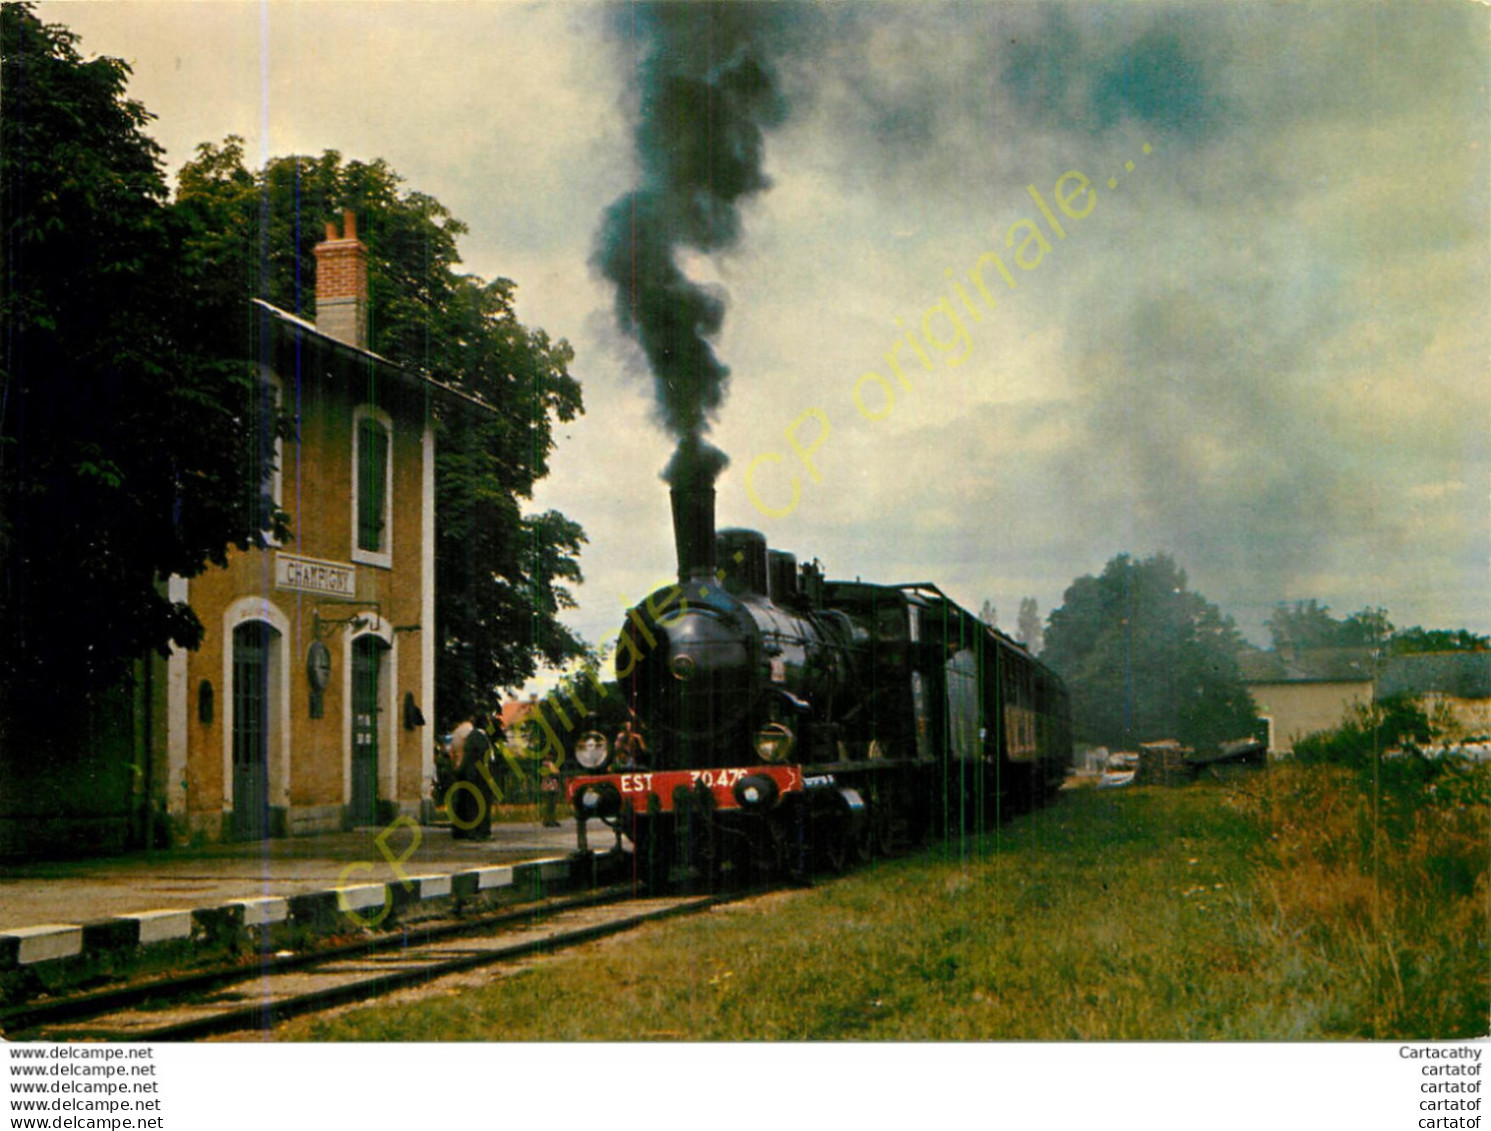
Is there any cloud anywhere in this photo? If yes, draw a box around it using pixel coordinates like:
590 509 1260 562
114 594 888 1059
801 1 1491 638
42 1 1490 655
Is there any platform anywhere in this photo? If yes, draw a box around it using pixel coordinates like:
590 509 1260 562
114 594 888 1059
0 820 620 1003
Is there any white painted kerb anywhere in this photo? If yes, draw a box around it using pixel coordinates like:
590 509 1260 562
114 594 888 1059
4 924 83 964
124 910 193 945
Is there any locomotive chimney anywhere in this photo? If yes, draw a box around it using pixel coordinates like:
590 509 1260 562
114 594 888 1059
669 483 716 583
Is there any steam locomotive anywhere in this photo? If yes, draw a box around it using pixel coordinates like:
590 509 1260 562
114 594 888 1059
566 483 1073 883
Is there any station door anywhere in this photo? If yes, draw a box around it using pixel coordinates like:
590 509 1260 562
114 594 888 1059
231 622 272 840
350 636 386 826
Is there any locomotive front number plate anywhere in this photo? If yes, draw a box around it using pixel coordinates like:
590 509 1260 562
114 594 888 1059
568 765 803 813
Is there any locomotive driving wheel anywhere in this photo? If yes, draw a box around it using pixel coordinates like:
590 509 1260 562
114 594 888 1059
816 820 850 874
766 802 810 883
869 781 903 858
812 802 868 874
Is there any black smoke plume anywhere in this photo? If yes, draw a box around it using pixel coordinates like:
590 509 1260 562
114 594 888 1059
594 2 787 487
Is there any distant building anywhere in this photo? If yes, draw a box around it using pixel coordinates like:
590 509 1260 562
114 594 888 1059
1240 646 1491 754
498 694 543 746
1377 652 1491 739
1238 647 1374 755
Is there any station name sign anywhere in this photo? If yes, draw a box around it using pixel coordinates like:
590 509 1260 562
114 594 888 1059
274 552 357 598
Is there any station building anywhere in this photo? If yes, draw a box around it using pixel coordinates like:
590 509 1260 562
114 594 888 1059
159 212 477 841
0 213 508 857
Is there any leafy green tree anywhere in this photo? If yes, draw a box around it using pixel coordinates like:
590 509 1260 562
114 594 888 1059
1266 600 1395 652
1341 607 1393 649
1293 696 1433 771
173 139 587 725
1042 553 1258 751
1391 627 1490 655
1268 597 1487 657
0 7 283 721
1265 599 1342 652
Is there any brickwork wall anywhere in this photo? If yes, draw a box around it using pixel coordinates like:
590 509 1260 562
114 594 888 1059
180 360 429 840
313 241 368 299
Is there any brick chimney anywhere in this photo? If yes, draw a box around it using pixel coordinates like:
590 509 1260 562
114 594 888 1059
313 209 368 349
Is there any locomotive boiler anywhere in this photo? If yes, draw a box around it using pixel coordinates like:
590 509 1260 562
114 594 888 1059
565 480 1073 883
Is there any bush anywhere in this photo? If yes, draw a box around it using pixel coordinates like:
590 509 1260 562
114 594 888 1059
1292 696 1431 770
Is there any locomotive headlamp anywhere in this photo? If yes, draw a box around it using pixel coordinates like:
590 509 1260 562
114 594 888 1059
754 722 795 764
669 654 697 681
734 773 780 811
575 782 622 820
575 731 609 770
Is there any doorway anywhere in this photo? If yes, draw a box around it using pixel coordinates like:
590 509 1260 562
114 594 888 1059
231 621 273 840
350 635 387 826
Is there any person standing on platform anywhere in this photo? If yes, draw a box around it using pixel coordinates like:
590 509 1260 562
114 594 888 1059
539 754 562 828
448 716 493 840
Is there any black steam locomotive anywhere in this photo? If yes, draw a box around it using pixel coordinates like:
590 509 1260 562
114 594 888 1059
566 483 1072 882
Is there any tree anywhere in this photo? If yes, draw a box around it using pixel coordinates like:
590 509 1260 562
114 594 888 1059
1042 553 1258 751
1391 627 1490 655
1266 600 1394 652
978 599 997 628
1268 597 1489 657
173 140 587 726
1017 596 1043 654
1265 599 1341 652
1342 607 1393 650
0 7 283 722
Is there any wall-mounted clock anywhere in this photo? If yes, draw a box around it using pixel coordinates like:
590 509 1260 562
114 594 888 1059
307 641 332 719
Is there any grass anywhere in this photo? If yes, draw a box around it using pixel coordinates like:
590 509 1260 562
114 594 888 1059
280 765 1488 1041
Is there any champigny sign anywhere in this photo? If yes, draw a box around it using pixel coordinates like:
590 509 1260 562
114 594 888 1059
274 552 357 598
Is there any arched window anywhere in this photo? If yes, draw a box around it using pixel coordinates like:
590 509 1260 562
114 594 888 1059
352 405 392 567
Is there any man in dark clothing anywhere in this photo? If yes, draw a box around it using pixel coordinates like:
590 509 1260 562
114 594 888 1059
448 717 493 840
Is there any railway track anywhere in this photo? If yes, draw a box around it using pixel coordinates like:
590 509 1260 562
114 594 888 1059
1 884 731 1042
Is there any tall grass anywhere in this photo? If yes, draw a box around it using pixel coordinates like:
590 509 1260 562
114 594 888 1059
1232 702 1490 1039
282 782 1481 1041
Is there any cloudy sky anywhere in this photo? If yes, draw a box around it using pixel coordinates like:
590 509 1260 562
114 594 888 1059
42 1 1489 677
